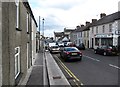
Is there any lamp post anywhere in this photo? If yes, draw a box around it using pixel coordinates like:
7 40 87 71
42 18 45 52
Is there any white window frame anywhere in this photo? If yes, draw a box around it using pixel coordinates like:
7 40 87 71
15 0 19 29
102 25 105 33
15 46 20 79
109 24 112 32
96 27 98 33
92 27 94 34
27 13 29 33
27 43 29 69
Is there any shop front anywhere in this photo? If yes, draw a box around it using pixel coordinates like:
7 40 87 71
94 33 113 49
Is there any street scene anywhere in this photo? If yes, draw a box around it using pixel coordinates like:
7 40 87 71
52 49 119 85
0 0 120 87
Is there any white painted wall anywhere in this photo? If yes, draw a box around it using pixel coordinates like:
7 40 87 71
32 19 37 65
89 20 119 49
0 1 2 86
118 1 120 11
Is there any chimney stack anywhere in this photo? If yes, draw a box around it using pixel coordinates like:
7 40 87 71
76 26 80 29
86 21 90 26
100 13 106 19
81 24 84 27
92 19 97 23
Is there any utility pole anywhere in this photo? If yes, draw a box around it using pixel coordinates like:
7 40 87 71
42 18 45 52
39 16 41 51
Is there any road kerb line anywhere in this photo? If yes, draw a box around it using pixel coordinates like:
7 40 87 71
54 55 84 86
60 63 82 86
60 63 72 77
55 55 79 81
109 64 120 70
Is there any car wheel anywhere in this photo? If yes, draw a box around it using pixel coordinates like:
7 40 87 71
103 52 107 56
94 50 97 54
64 57 68 62
79 58 82 61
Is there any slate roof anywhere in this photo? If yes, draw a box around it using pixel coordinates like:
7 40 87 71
90 11 120 27
23 2 38 27
71 23 91 33
54 32 64 37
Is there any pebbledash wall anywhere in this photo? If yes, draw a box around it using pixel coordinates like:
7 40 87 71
0 0 2 86
0 1 37 86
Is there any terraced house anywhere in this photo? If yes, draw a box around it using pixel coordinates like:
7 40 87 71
70 22 91 48
0 0 37 86
89 12 120 49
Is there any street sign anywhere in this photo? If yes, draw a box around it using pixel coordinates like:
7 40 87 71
115 30 120 35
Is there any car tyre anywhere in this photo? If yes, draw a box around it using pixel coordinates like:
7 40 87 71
103 52 107 56
94 50 97 54
79 58 82 61
64 58 68 62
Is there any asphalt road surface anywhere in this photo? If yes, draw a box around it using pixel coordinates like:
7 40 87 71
52 49 119 86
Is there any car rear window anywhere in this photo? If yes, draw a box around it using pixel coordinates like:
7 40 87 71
65 48 78 51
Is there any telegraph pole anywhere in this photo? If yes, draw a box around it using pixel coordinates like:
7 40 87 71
42 18 45 52
39 16 41 51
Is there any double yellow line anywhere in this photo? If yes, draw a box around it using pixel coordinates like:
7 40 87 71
54 55 84 86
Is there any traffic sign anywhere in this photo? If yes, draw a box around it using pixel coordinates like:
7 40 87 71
115 30 120 35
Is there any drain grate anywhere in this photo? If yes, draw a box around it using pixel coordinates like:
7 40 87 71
53 76 61 79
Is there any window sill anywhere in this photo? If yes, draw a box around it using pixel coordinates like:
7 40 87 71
16 28 22 31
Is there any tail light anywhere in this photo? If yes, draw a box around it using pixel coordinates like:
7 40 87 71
65 52 71 55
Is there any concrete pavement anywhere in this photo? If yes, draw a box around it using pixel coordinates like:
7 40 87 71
19 50 71 86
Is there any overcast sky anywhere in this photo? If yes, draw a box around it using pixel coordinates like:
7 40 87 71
28 0 120 37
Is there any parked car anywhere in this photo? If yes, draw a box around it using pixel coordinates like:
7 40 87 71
94 45 118 56
76 43 85 50
60 47 82 61
49 45 60 53
58 42 64 47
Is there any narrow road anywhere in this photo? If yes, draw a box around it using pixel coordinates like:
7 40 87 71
52 49 119 86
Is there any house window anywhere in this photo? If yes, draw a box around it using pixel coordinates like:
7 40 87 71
96 27 98 33
81 32 82 37
27 13 29 33
92 27 94 33
27 43 29 69
95 38 99 45
79 39 81 44
87 31 89 37
84 32 86 37
102 25 105 33
15 0 20 30
15 47 20 79
109 24 112 32
84 40 86 46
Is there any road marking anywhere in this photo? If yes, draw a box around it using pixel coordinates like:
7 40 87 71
109 64 120 70
54 55 84 86
83 55 100 62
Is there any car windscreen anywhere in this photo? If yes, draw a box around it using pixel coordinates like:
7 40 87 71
65 48 78 51
51 46 58 48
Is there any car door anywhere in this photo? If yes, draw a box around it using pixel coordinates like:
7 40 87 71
98 46 103 54
97 46 101 54
101 46 106 54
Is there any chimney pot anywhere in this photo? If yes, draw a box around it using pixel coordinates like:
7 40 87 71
92 19 97 23
100 13 106 18
86 21 90 26
81 24 84 27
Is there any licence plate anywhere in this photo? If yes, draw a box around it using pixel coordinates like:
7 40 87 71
112 52 115 54
72 53 77 55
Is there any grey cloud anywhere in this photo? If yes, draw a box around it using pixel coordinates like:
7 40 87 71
41 15 65 31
